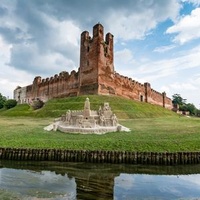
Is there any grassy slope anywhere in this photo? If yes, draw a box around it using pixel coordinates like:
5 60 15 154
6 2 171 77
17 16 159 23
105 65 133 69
0 95 176 119
1 95 200 152
0 115 200 152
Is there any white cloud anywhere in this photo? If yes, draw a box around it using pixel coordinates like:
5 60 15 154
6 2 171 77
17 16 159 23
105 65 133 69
107 12 157 40
166 79 199 108
115 48 139 79
113 44 200 100
0 35 34 98
168 84 199 107
0 36 12 62
182 0 200 5
170 82 197 90
106 1 180 41
0 12 81 98
0 0 199 107
153 45 176 53
115 174 135 190
138 44 200 77
160 86 170 94
192 74 200 85
179 174 200 186
0 0 181 77
8 15 80 75
0 1 30 42
42 14 80 48
113 43 200 107
166 8 200 44
160 75 200 107
0 66 34 99
115 48 136 65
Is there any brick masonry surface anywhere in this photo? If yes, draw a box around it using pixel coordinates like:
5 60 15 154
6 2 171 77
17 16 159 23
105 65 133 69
14 23 172 109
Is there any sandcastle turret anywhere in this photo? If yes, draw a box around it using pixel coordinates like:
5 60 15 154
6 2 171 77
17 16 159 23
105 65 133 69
83 97 91 118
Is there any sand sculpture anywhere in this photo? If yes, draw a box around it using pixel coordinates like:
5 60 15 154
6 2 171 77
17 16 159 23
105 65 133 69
44 98 130 134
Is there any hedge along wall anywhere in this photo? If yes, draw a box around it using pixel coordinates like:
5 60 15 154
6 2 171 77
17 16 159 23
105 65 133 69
0 148 200 165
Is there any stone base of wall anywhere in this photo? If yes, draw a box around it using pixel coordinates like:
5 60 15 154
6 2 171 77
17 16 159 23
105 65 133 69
0 148 200 165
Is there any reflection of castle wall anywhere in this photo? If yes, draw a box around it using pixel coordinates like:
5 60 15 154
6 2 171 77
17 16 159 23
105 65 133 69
76 173 114 200
14 23 172 109
3 160 200 200
1 160 116 200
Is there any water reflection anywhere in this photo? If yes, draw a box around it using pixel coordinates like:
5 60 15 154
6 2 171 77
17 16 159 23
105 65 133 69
1 160 200 199
0 168 76 199
115 174 200 200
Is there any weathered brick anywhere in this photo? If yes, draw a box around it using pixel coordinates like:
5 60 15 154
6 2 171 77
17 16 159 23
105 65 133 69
14 23 172 109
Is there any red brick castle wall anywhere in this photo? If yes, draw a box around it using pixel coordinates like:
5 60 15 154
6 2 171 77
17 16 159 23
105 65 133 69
14 23 172 109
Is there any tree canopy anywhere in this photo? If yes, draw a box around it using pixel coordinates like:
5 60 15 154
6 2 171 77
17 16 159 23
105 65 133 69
4 99 17 109
172 93 198 115
0 93 6 109
172 94 187 106
0 93 18 110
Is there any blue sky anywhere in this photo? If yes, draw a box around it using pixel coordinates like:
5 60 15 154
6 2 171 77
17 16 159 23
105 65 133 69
0 0 200 107
114 173 200 199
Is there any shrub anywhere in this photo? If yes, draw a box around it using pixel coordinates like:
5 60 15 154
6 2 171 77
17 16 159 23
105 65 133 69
4 99 17 109
31 99 44 110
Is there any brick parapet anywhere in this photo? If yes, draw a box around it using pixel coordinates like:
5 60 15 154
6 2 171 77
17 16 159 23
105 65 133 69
14 23 172 109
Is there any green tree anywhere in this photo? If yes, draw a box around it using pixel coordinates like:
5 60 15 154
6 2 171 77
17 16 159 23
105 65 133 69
196 109 200 117
0 93 6 109
185 103 197 115
179 104 187 112
172 94 198 116
172 94 187 106
4 99 17 109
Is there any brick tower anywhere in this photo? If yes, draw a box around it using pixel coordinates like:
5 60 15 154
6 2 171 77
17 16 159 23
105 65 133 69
79 23 114 95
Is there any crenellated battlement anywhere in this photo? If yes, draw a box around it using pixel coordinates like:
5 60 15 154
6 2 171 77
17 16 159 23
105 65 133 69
151 88 162 96
14 23 172 109
114 72 144 88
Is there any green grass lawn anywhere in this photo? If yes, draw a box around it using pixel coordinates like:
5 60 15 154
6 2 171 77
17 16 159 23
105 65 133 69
1 115 200 152
1 95 200 152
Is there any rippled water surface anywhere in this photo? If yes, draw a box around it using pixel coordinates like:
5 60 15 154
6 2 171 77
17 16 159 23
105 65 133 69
1 160 200 199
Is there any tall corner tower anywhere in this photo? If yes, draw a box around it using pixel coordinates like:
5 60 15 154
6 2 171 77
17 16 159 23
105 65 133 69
79 23 114 95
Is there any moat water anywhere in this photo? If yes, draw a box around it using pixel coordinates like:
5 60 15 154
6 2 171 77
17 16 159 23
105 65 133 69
1 160 200 199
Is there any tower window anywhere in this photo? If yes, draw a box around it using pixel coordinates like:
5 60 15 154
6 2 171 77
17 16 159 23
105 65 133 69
87 46 90 52
87 60 89 66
